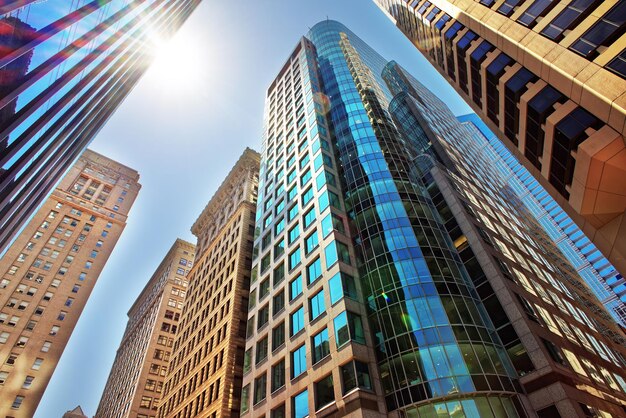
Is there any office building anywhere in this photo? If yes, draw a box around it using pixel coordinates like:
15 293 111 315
373 0 626 277
241 20 626 418
0 149 140 417
458 113 626 327
0 0 201 255
158 148 259 418
96 239 195 418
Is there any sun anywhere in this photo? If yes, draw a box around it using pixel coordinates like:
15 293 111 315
144 30 206 95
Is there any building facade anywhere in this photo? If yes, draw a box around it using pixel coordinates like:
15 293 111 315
157 148 259 418
241 20 626 418
0 149 140 417
458 113 626 327
0 0 201 256
96 239 195 418
373 0 626 278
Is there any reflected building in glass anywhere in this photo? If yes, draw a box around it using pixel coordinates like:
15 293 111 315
0 0 201 256
373 0 626 283
240 20 626 418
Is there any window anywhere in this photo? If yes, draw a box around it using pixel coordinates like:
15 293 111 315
290 275 303 300
309 290 325 321
32 358 43 370
275 217 285 235
288 204 299 222
256 337 268 364
273 291 285 315
517 0 559 28
302 187 314 206
260 279 270 299
0 371 8 384
11 395 24 409
307 258 322 284
271 359 286 392
303 207 316 228
340 360 372 393
274 239 285 259
244 349 253 374
291 345 307 378
292 389 309 418
315 374 334 410
258 304 270 330
312 328 330 363
541 0 602 41
305 231 319 254
0 332 9 343
334 311 365 347
290 306 305 336
289 248 301 270
288 224 300 244
272 322 285 351
241 384 251 414
254 373 267 405
329 272 357 304
569 1 626 58
41 341 52 352
6 353 18 364
140 396 152 408
22 375 34 389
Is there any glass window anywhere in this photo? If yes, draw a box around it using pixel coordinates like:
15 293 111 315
307 258 322 285
329 272 357 304
290 306 305 336
321 213 344 238
303 207 316 229
272 322 285 351
256 337 268 365
312 328 330 363
273 291 285 315
258 304 270 330
291 345 307 378
275 218 285 235
569 1 626 58
241 385 250 414
300 169 312 186
340 361 372 393
305 231 318 254
302 187 314 206
244 349 252 374
290 275 303 300
254 373 267 405
334 311 365 347
271 359 286 392
289 248 301 270
289 224 300 244
288 204 299 222
315 374 334 410
273 263 285 286
541 0 599 41
274 239 285 259
309 290 326 321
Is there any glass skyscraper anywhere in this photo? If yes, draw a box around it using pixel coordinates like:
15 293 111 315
241 20 626 418
458 113 626 327
0 0 200 255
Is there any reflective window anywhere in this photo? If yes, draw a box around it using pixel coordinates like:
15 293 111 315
291 345 307 378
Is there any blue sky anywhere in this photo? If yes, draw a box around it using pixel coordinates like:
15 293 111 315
36 1 472 415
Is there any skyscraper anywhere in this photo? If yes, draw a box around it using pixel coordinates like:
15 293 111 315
458 113 626 327
96 239 195 418
0 149 140 417
241 20 626 418
158 148 259 418
0 0 201 256
373 0 626 277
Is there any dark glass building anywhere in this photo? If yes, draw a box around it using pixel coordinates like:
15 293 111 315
241 20 626 418
0 0 201 255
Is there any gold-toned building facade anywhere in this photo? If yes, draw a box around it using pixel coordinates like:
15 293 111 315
158 148 259 418
374 0 626 276
96 239 195 418
0 149 140 417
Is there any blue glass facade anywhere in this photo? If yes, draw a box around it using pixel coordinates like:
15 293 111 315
0 0 200 254
307 21 524 416
457 114 626 327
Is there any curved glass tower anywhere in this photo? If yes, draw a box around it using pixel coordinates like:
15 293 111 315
241 19 626 418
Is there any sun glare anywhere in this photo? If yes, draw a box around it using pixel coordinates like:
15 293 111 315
146 31 205 95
